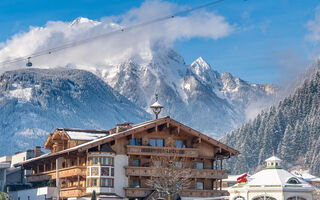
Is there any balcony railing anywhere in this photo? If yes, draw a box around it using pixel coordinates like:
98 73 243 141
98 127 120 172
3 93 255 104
60 186 86 198
124 187 228 198
125 166 228 179
127 145 199 157
26 166 86 182
124 187 153 198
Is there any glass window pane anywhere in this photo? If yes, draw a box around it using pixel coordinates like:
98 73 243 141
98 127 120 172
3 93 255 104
176 140 182 148
92 157 99 165
130 138 136 145
196 182 203 190
150 139 156 147
183 140 187 148
157 139 164 147
111 168 114 176
137 138 142 145
101 167 109 176
91 167 99 176
133 179 140 188
92 178 98 186
196 162 204 169
176 162 182 168
132 160 140 167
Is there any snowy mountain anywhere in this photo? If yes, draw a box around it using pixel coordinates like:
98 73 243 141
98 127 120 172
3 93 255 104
0 17 279 155
0 68 150 156
220 64 320 176
101 46 278 137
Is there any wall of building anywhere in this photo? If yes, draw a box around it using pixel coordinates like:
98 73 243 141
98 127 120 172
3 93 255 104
0 156 12 164
11 151 34 168
9 187 56 200
114 155 128 197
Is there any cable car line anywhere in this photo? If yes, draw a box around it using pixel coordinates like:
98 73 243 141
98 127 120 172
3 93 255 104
0 0 226 67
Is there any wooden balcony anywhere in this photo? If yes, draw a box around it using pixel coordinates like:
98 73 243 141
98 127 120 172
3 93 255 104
181 189 229 197
127 145 199 157
124 187 153 198
125 166 228 179
60 186 86 198
26 166 86 182
51 166 86 179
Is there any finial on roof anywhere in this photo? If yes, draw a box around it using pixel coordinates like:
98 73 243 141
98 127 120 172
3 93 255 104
150 93 163 119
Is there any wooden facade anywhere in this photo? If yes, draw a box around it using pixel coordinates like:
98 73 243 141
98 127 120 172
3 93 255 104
20 116 239 200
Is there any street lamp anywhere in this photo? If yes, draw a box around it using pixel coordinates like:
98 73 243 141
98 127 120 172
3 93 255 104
150 94 163 119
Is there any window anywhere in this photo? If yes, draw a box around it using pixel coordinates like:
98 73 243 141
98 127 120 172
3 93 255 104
91 167 99 176
130 138 142 146
101 167 109 176
176 140 186 148
132 160 140 167
111 168 114 176
287 178 301 184
287 197 306 200
133 179 140 188
196 162 204 169
101 178 114 188
196 182 204 190
252 196 277 200
233 196 245 200
101 157 114 166
150 139 164 147
176 162 182 168
89 157 99 165
92 178 98 186
154 161 161 167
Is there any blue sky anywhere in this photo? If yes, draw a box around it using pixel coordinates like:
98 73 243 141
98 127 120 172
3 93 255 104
0 0 319 84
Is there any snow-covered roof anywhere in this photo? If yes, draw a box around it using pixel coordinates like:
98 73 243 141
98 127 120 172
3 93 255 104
291 169 320 182
265 156 281 162
229 168 314 192
64 130 108 140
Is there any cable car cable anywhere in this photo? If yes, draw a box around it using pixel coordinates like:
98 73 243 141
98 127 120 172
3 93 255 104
0 0 226 66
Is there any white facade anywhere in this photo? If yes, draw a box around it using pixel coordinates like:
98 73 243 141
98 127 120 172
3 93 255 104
114 155 128 197
0 162 10 192
9 186 56 200
228 157 315 200
10 151 34 168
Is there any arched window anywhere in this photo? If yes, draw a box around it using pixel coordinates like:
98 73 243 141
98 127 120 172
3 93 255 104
287 177 301 184
252 195 277 200
287 197 306 200
234 196 245 200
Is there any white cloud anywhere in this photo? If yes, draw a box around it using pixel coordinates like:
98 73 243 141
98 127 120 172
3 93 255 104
306 5 320 42
0 0 233 72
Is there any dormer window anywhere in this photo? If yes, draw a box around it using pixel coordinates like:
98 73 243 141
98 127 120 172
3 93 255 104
287 177 301 184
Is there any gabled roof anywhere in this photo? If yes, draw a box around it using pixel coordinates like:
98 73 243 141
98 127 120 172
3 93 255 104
44 128 109 149
63 129 109 140
19 116 240 167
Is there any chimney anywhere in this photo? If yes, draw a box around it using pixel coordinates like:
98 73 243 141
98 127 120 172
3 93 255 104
116 122 133 133
34 146 41 158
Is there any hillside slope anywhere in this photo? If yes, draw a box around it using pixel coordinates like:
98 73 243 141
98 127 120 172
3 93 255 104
221 70 320 176
0 68 150 155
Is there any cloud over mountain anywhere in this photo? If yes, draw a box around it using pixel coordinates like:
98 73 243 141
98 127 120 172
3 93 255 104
0 0 233 72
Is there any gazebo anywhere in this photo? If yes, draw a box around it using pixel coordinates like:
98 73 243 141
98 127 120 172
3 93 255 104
228 156 315 200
